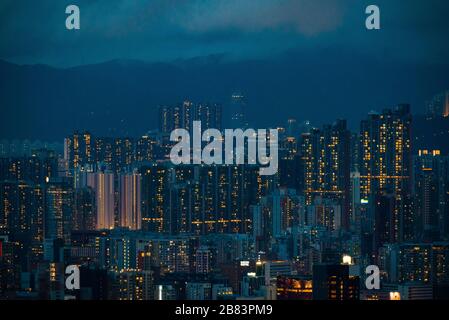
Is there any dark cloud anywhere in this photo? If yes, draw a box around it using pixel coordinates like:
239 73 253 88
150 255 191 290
0 0 448 66
172 0 346 36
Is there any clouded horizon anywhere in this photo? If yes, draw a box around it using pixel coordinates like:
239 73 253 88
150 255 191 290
1 0 449 67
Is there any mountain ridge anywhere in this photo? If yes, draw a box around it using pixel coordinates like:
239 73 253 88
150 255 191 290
1 51 449 141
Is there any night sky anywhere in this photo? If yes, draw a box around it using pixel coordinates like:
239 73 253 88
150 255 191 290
1 0 449 66
1 0 449 140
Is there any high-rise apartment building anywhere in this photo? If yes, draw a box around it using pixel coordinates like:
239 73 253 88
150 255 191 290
119 171 141 230
158 101 222 134
300 119 351 229
45 180 73 244
359 105 412 243
414 150 449 241
87 170 115 230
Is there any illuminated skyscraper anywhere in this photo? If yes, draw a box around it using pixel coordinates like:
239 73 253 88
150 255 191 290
414 150 449 241
119 171 142 230
62 130 145 176
113 138 134 173
0 181 45 269
158 101 222 134
87 170 115 230
359 105 412 242
72 187 96 231
45 180 73 244
65 131 93 170
139 163 266 235
94 137 113 168
300 119 351 229
202 164 265 234
140 163 169 232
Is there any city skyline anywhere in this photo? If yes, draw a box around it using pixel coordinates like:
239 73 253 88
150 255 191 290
2 97 449 300
2 0 449 303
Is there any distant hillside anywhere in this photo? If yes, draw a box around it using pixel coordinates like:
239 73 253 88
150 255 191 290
1 50 449 141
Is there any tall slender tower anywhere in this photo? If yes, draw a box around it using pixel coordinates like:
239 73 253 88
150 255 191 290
359 104 412 243
119 171 141 230
65 131 93 170
140 163 169 232
45 181 73 243
300 120 351 230
87 170 115 230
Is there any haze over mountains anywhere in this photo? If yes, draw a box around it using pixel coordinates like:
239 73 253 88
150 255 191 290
1 49 449 141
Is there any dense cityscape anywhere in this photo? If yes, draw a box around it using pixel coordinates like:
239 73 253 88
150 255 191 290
1 91 449 300
1 1 449 305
